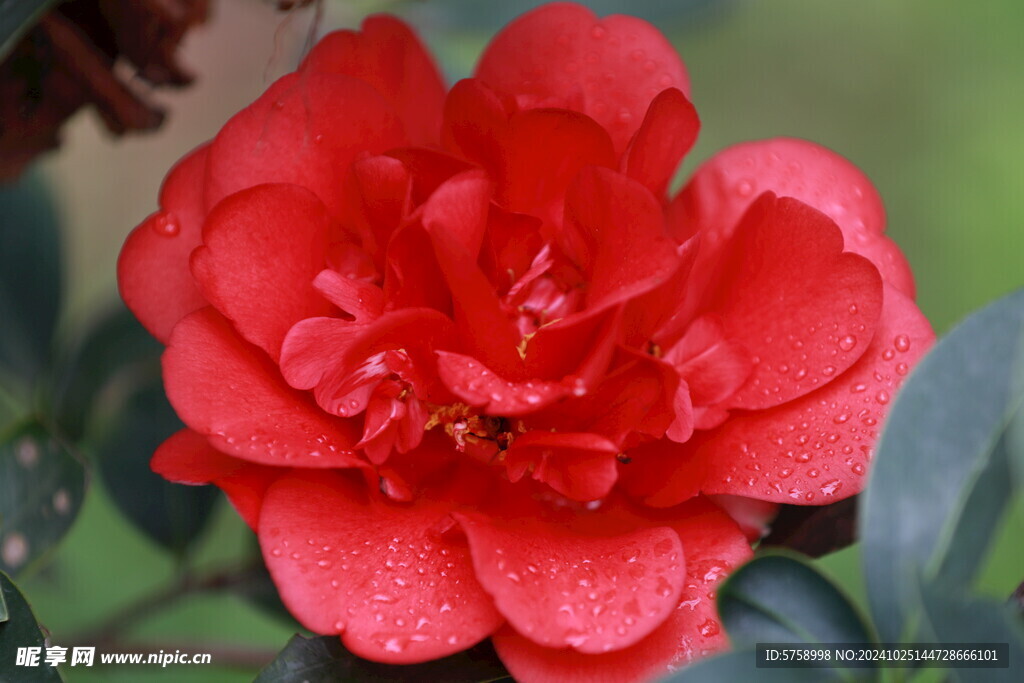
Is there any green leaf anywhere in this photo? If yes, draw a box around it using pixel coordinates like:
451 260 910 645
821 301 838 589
860 288 1024 642
917 582 1024 683
254 635 510 683
717 554 875 648
663 648 833 682
0 170 62 386
0 0 63 63
89 380 218 556
52 305 163 442
0 571 62 681
0 421 86 577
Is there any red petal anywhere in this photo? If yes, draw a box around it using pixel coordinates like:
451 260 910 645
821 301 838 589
564 167 679 311
622 88 699 199
163 308 363 468
259 470 502 663
340 154 411 269
475 3 689 154
505 431 620 501
454 510 684 654
118 145 209 343
312 270 384 323
279 316 364 392
707 495 780 542
151 428 280 530
204 72 405 219
500 108 616 224
302 15 446 146
436 351 570 416
618 437 706 508
492 498 751 682
675 137 914 296
540 346 678 446
665 315 752 407
329 308 458 404
700 285 934 503
708 194 884 410
382 223 452 313
422 173 525 376
190 184 336 361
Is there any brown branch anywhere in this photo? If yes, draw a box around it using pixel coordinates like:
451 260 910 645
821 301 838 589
68 559 266 646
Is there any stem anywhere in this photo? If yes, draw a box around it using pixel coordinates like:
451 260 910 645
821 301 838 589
70 559 265 645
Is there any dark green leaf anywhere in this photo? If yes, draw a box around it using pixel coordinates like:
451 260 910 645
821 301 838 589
918 582 1024 683
0 572 62 681
89 380 218 556
0 170 62 385
52 305 163 442
0 422 85 577
717 554 875 648
661 648 832 682
254 635 510 683
861 288 1024 642
0 0 63 63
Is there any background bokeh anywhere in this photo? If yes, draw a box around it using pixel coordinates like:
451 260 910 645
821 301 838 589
13 0 1024 680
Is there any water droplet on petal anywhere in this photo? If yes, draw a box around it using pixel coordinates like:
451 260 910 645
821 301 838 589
151 212 180 237
838 335 857 352
894 335 911 353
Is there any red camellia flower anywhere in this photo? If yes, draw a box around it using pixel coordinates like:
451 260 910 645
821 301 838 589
118 4 934 680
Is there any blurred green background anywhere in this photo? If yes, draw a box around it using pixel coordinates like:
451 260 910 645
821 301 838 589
12 0 1024 680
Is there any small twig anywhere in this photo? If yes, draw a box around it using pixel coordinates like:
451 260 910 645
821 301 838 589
69 559 265 646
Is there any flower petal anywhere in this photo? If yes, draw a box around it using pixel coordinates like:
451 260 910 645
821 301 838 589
190 184 337 361
259 470 502 663
454 508 684 654
491 498 751 682
162 308 363 468
302 15 446 146
151 428 281 530
204 71 406 219
622 88 699 199
675 137 914 296
618 437 706 508
436 351 570 416
700 285 934 503
118 144 209 343
505 431 621 501
564 167 680 312
707 194 884 410
475 2 689 154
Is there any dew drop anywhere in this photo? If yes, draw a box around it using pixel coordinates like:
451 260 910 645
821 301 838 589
875 390 890 405
896 362 909 376
894 335 911 353
699 618 720 637
838 335 857 352
151 212 180 237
